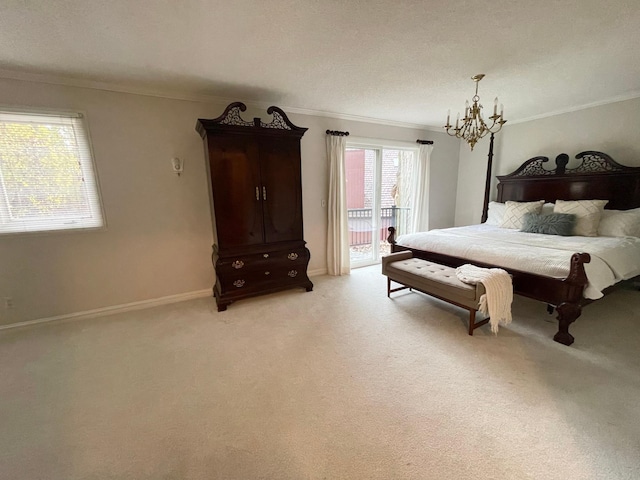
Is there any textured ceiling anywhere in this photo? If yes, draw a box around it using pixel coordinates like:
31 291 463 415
0 0 639 128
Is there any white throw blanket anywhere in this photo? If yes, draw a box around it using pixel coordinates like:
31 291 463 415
455 264 513 334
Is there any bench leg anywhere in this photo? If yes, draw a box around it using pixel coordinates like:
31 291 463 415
386 278 411 297
469 310 476 336
469 309 490 335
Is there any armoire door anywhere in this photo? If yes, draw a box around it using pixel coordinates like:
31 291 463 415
207 134 264 248
259 136 304 244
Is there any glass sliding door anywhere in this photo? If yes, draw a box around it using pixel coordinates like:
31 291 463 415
345 145 417 267
345 147 378 266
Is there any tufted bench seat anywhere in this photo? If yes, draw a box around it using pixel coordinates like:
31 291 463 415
381 251 489 335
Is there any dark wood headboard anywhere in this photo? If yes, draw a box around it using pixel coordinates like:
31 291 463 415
496 151 640 210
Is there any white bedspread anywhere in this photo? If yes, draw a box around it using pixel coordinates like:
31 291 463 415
396 225 640 299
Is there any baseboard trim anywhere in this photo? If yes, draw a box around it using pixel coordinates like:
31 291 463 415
0 289 213 331
308 268 328 277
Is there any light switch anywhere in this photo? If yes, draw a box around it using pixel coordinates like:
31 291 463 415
171 157 184 175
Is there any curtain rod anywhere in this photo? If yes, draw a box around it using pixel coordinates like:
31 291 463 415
327 131 432 145
326 130 350 136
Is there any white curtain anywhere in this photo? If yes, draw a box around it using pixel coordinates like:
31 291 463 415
326 134 350 275
408 143 433 233
396 150 416 235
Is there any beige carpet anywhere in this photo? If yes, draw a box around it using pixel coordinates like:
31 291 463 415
1 266 639 480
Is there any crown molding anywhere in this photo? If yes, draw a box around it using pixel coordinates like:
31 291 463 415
0 67 236 103
1 68 639 131
508 90 640 125
0 68 434 130
282 104 436 130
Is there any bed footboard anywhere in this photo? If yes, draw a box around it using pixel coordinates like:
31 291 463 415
553 253 590 346
387 227 591 345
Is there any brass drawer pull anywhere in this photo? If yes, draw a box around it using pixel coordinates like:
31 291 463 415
233 279 245 288
232 260 244 269
263 253 269 258
288 270 298 278
287 253 298 260
265 271 270 275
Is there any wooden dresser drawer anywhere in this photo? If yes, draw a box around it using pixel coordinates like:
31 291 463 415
217 248 309 275
218 261 308 293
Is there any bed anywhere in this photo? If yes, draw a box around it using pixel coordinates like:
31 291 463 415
387 151 640 345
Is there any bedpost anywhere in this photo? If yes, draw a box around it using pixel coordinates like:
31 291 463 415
387 227 397 252
553 252 590 346
480 132 495 224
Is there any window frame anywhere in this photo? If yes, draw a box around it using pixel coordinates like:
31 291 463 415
0 106 106 236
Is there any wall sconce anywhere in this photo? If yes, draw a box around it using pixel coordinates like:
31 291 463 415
171 157 184 176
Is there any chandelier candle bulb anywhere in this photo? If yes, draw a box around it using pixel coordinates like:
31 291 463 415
494 97 498 115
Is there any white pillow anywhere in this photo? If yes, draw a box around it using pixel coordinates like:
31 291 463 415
554 199 608 237
598 208 640 237
541 202 555 215
485 202 506 225
500 200 545 229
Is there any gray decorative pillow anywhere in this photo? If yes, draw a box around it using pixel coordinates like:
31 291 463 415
521 213 576 236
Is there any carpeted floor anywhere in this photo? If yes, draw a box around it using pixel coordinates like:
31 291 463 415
1 266 639 480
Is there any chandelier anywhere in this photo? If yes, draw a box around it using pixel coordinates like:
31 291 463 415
444 74 507 150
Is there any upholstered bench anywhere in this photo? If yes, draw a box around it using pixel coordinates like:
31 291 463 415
381 251 489 335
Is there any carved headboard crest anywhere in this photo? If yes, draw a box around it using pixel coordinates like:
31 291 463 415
496 150 640 210
503 151 632 178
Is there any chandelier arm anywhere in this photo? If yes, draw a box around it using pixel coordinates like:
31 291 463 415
460 120 471 137
475 119 483 138
477 111 489 130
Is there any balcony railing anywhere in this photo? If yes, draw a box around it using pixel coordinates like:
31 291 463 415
347 206 410 246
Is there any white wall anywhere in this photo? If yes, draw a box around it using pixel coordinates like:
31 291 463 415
0 78 460 325
455 97 640 226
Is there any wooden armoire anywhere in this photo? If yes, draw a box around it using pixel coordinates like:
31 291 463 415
196 102 313 311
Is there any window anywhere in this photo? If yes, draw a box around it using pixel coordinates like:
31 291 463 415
345 142 419 267
0 110 104 234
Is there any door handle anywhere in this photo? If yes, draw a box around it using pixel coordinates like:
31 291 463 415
256 186 260 200
263 186 267 200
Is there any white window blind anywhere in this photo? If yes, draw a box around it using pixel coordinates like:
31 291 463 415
0 110 104 234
